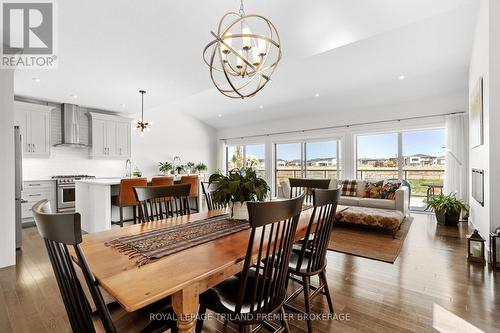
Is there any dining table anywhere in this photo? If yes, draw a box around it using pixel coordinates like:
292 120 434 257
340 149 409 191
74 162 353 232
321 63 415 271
74 207 315 333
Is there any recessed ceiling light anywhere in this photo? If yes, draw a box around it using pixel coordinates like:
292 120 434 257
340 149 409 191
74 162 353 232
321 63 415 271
218 114 222 118
70 94 78 99
315 93 320 97
32 77 41 83
398 75 406 80
259 105 264 109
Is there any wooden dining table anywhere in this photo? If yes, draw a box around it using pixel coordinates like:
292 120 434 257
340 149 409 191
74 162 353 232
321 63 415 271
75 208 315 333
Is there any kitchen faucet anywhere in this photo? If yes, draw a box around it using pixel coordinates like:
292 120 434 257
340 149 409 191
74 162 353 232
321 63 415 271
125 159 132 177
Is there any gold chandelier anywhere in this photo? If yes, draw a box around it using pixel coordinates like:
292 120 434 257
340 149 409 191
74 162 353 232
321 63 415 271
203 0 281 99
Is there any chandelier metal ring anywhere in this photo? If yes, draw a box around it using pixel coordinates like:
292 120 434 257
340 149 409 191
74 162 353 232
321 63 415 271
203 10 281 99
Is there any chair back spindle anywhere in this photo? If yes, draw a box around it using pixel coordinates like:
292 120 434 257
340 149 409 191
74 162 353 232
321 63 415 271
133 184 191 223
201 181 226 211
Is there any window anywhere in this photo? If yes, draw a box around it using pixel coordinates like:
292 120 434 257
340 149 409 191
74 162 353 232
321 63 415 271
275 140 340 196
356 133 398 180
226 144 266 179
403 129 445 211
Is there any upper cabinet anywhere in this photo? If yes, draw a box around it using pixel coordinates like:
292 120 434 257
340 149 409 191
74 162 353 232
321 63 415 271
14 101 52 158
88 112 131 159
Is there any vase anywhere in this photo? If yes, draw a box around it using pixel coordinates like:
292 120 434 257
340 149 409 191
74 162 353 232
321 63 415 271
230 202 248 220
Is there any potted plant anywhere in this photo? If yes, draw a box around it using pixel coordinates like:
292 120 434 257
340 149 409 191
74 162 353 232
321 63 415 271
195 162 207 174
428 193 468 226
175 164 185 175
209 167 270 220
158 162 173 175
132 167 142 178
186 162 195 174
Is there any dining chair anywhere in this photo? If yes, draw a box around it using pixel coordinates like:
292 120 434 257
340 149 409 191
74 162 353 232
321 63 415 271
180 175 199 212
285 188 340 333
196 194 305 333
133 184 191 223
288 178 331 205
31 199 177 333
201 181 226 211
111 178 147 227
151 176 175 186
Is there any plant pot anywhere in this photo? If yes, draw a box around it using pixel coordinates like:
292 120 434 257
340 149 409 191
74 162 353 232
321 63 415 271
230 202 248 220
435 211 460 226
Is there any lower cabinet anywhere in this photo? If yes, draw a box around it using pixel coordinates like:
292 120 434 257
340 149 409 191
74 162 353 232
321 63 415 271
22 180 56 224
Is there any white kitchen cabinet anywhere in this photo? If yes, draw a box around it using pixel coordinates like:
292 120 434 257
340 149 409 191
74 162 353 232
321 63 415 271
21 180 56 224
14 101 52 158
88 112 131 159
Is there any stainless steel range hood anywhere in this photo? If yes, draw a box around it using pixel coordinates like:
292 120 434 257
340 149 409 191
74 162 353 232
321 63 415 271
53 104 88 147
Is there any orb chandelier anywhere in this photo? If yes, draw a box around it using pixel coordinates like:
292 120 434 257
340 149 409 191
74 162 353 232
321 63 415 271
135 90 150 136
203 0 282 99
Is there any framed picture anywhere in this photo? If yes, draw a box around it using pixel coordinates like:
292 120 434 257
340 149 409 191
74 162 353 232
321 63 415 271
470 77 484 148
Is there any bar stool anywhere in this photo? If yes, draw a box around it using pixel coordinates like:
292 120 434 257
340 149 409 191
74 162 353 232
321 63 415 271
180 175 199 212
151 176 174 186
111 178 147 227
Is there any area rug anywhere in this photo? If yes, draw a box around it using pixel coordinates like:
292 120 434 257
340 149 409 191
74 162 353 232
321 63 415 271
328 216 413 263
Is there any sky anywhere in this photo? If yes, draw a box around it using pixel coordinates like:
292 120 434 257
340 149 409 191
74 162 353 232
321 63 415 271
229 128 445 162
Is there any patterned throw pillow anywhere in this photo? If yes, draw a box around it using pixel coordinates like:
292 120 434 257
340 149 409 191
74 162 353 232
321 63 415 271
381 181 401 200
364 181 383 198
341 180 358 197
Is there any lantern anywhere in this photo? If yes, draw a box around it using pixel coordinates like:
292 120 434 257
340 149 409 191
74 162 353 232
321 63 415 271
467 229 485 264
489 227 500 271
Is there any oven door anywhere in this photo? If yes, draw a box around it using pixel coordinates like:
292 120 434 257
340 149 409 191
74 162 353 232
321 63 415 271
57 184 76 212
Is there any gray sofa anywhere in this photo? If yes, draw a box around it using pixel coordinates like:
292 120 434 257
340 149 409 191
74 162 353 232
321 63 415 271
279 179 409 216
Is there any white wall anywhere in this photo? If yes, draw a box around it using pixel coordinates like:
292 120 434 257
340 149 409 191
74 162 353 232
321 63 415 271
0 70 16 268
131 106 217 178
468 0 491 238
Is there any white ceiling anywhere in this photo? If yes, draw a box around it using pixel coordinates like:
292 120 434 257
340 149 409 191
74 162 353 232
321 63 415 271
14 0 479 129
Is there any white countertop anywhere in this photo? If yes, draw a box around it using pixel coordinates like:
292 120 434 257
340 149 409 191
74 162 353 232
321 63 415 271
75 178 123 186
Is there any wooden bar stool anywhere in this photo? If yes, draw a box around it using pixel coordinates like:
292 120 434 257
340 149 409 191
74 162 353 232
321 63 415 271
180 175 199 212
151 176 174 186
111 178 147 227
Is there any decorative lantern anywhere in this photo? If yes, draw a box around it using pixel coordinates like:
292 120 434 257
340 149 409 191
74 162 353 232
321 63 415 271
467 229 485 264
489 227 500 271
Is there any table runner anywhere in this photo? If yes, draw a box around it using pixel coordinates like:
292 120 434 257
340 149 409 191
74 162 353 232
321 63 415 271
105 214 250 266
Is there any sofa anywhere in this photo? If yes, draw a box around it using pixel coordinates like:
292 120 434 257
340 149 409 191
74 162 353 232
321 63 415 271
329 179 409 216
279 179 409 216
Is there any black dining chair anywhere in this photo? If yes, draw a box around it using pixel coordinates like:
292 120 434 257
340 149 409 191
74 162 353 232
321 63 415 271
285 188 340 333
196 194 305 333
31 199 178 333
201 181 226 211
289 178 331 205
133 184 191 223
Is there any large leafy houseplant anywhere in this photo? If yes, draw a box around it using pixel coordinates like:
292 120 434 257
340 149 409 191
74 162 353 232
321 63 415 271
428 193 468 226
209 168 270 219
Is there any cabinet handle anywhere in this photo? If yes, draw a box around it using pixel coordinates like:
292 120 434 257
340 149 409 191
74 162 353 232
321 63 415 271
28 184 41 187
32 144 35 152
28 194 41 197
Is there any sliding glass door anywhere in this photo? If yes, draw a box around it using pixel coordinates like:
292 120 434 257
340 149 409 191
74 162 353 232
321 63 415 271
226 144 266 180
402 129 445 211
356 132 398 180
275 143 303 195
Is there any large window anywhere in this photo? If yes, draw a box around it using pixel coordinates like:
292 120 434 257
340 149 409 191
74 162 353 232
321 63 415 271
226 144 266 179
275 140 339 196
356 129 446 211
356 133 398 180
403 129 445 211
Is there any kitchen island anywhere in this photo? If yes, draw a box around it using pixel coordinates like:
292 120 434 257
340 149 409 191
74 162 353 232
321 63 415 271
75 178 124 233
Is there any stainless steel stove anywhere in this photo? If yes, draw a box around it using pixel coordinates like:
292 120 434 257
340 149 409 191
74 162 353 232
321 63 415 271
52 175 96 212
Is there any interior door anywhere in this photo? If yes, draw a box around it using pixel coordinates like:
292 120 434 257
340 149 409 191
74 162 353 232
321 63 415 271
29 111 50 156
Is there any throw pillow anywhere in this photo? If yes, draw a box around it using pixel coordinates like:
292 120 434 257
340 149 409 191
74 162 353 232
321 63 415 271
364 181 383 198
381 181 401 200
341 180 358 197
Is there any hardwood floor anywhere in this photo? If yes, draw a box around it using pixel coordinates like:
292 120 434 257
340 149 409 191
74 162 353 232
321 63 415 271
0 213 498 333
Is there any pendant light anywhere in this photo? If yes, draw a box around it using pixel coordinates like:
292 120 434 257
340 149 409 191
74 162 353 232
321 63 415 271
135 90 150 135
203 0 281 99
